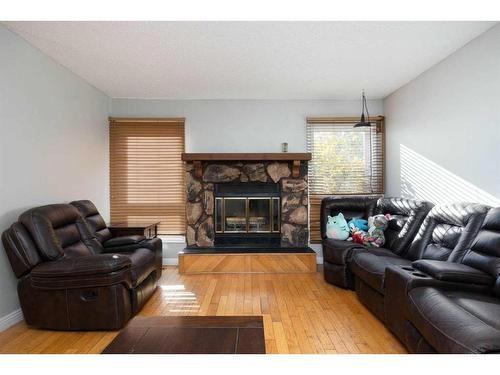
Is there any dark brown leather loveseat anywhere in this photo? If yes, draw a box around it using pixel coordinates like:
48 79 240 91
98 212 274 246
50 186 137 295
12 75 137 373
1 201 162 330
321 196 500 353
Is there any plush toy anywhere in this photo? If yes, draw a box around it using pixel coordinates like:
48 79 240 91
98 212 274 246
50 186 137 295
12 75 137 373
326 213 350 240
351 214 389 247
348 218 368 232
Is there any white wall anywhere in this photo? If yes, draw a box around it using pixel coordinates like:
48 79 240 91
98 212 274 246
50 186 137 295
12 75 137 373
384 24 500 206
0 26 110 323
111 99 383 153
111 98 384 261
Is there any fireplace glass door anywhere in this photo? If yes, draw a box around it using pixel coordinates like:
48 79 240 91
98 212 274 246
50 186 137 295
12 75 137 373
248 198 271 232
216 197 280 234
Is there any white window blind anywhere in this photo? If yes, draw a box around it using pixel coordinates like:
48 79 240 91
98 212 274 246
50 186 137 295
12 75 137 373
306 117 385 195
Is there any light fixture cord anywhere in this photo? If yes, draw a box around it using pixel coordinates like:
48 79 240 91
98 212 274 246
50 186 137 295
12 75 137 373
363 92 374 194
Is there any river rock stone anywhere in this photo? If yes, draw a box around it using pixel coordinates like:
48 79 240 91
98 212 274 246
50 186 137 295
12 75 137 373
196 217 214 247
282 193 302 212
288 206 308 225
240 172 249 182
267 162 291 183
186 202 203 225
281 223 308 247
281 178 307 193
186 226 196 246
203 190 214 215
203 164 240 182
242 163 267 182
186 172 202 201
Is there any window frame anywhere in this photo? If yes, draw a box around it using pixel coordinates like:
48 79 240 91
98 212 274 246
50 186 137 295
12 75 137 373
306 116 385 243
109 117 186 235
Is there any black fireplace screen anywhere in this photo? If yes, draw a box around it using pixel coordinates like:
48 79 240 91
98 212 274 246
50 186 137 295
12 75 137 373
215 196 280 234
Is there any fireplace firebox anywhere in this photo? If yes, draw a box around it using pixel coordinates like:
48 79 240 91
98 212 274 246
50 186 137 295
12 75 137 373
214 183 281 246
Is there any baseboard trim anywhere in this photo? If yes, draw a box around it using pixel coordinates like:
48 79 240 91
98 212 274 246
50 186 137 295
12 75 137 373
163 258 179 266
164 256 323 267
0 308 23 332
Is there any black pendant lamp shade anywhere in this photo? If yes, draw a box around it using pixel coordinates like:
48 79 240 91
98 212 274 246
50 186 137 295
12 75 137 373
354 91 372 128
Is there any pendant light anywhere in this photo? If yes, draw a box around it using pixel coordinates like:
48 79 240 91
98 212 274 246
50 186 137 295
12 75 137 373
354 90 371 128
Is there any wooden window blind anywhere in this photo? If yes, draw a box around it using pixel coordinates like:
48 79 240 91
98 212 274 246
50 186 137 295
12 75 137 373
109 118 186 235
307 116 385 243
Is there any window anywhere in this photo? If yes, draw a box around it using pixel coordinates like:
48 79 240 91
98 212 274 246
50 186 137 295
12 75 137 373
109 118 186 235
306 116 385 242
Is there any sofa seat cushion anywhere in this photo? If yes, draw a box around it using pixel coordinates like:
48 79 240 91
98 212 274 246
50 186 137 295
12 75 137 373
122 248 157 287
408 287 500 353
351 252 412 294
322 239 366 265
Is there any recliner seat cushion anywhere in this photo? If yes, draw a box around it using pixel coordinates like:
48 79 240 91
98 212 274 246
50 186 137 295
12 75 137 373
351 252 412 294
408 287 500 353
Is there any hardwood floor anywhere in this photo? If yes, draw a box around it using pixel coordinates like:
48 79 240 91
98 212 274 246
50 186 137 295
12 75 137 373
0 266 406 354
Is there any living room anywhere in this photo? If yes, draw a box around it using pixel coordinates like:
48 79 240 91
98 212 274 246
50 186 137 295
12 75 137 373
1 0 499 372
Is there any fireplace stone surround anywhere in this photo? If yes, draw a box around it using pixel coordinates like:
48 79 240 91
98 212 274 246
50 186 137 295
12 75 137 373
182 153 311 248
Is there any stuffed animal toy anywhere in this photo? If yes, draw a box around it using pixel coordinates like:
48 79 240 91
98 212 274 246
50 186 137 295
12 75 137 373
326 213 350 240
351 214 389 247
348 218 368 232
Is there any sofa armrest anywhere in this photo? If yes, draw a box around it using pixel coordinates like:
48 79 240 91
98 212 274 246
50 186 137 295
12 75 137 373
412 260 494 286
31 254 131 278
103 235 146 248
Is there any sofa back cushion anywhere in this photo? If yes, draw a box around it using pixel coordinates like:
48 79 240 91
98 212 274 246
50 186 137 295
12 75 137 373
449 207 500 294
19 204 103 260
320 196 379 240
375 197 433 255
70 200 112 243
405 203 489 262
1 222 42 278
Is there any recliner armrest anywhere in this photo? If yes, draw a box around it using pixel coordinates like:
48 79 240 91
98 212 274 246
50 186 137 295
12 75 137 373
103 235 146 248
31 254 131 278
412 260 494 286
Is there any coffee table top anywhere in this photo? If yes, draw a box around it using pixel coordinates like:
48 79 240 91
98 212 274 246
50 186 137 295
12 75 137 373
102 316 265 354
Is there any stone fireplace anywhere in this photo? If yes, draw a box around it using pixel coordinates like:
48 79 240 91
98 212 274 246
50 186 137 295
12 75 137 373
182 153 311 248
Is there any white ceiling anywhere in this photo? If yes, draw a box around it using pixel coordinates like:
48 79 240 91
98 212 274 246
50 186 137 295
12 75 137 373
3 21 496 100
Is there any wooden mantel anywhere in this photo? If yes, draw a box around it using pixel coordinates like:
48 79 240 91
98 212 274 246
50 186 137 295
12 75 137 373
181 153 311 161
182 153 311 178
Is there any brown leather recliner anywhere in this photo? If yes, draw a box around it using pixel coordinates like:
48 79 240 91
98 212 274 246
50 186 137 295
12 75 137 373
70 200 162 280
1 203 162 330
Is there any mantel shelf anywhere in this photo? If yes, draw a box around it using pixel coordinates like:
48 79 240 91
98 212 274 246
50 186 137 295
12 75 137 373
181 153 312 162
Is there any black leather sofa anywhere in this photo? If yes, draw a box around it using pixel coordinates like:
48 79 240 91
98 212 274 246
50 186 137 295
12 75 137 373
321 196 433 290
1 201 162 330
321 196 500 353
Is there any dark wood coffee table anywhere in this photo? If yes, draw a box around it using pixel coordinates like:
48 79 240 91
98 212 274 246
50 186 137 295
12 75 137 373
102 316 266 354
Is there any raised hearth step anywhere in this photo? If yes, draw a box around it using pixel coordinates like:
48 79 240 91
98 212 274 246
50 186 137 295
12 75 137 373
178 246 317 274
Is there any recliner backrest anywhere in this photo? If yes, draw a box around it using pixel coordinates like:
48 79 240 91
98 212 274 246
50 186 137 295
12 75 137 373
375 197 433 255
320 196 379 240
449 207 500 295
1 222 42 278
19 204 103 260
70 200 112 243
405 203 489 262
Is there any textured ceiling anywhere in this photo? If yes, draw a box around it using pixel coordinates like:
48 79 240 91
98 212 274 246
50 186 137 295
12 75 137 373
3 21 496 99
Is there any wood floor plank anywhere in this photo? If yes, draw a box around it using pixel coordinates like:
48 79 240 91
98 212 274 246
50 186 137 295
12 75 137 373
0 266 406 354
